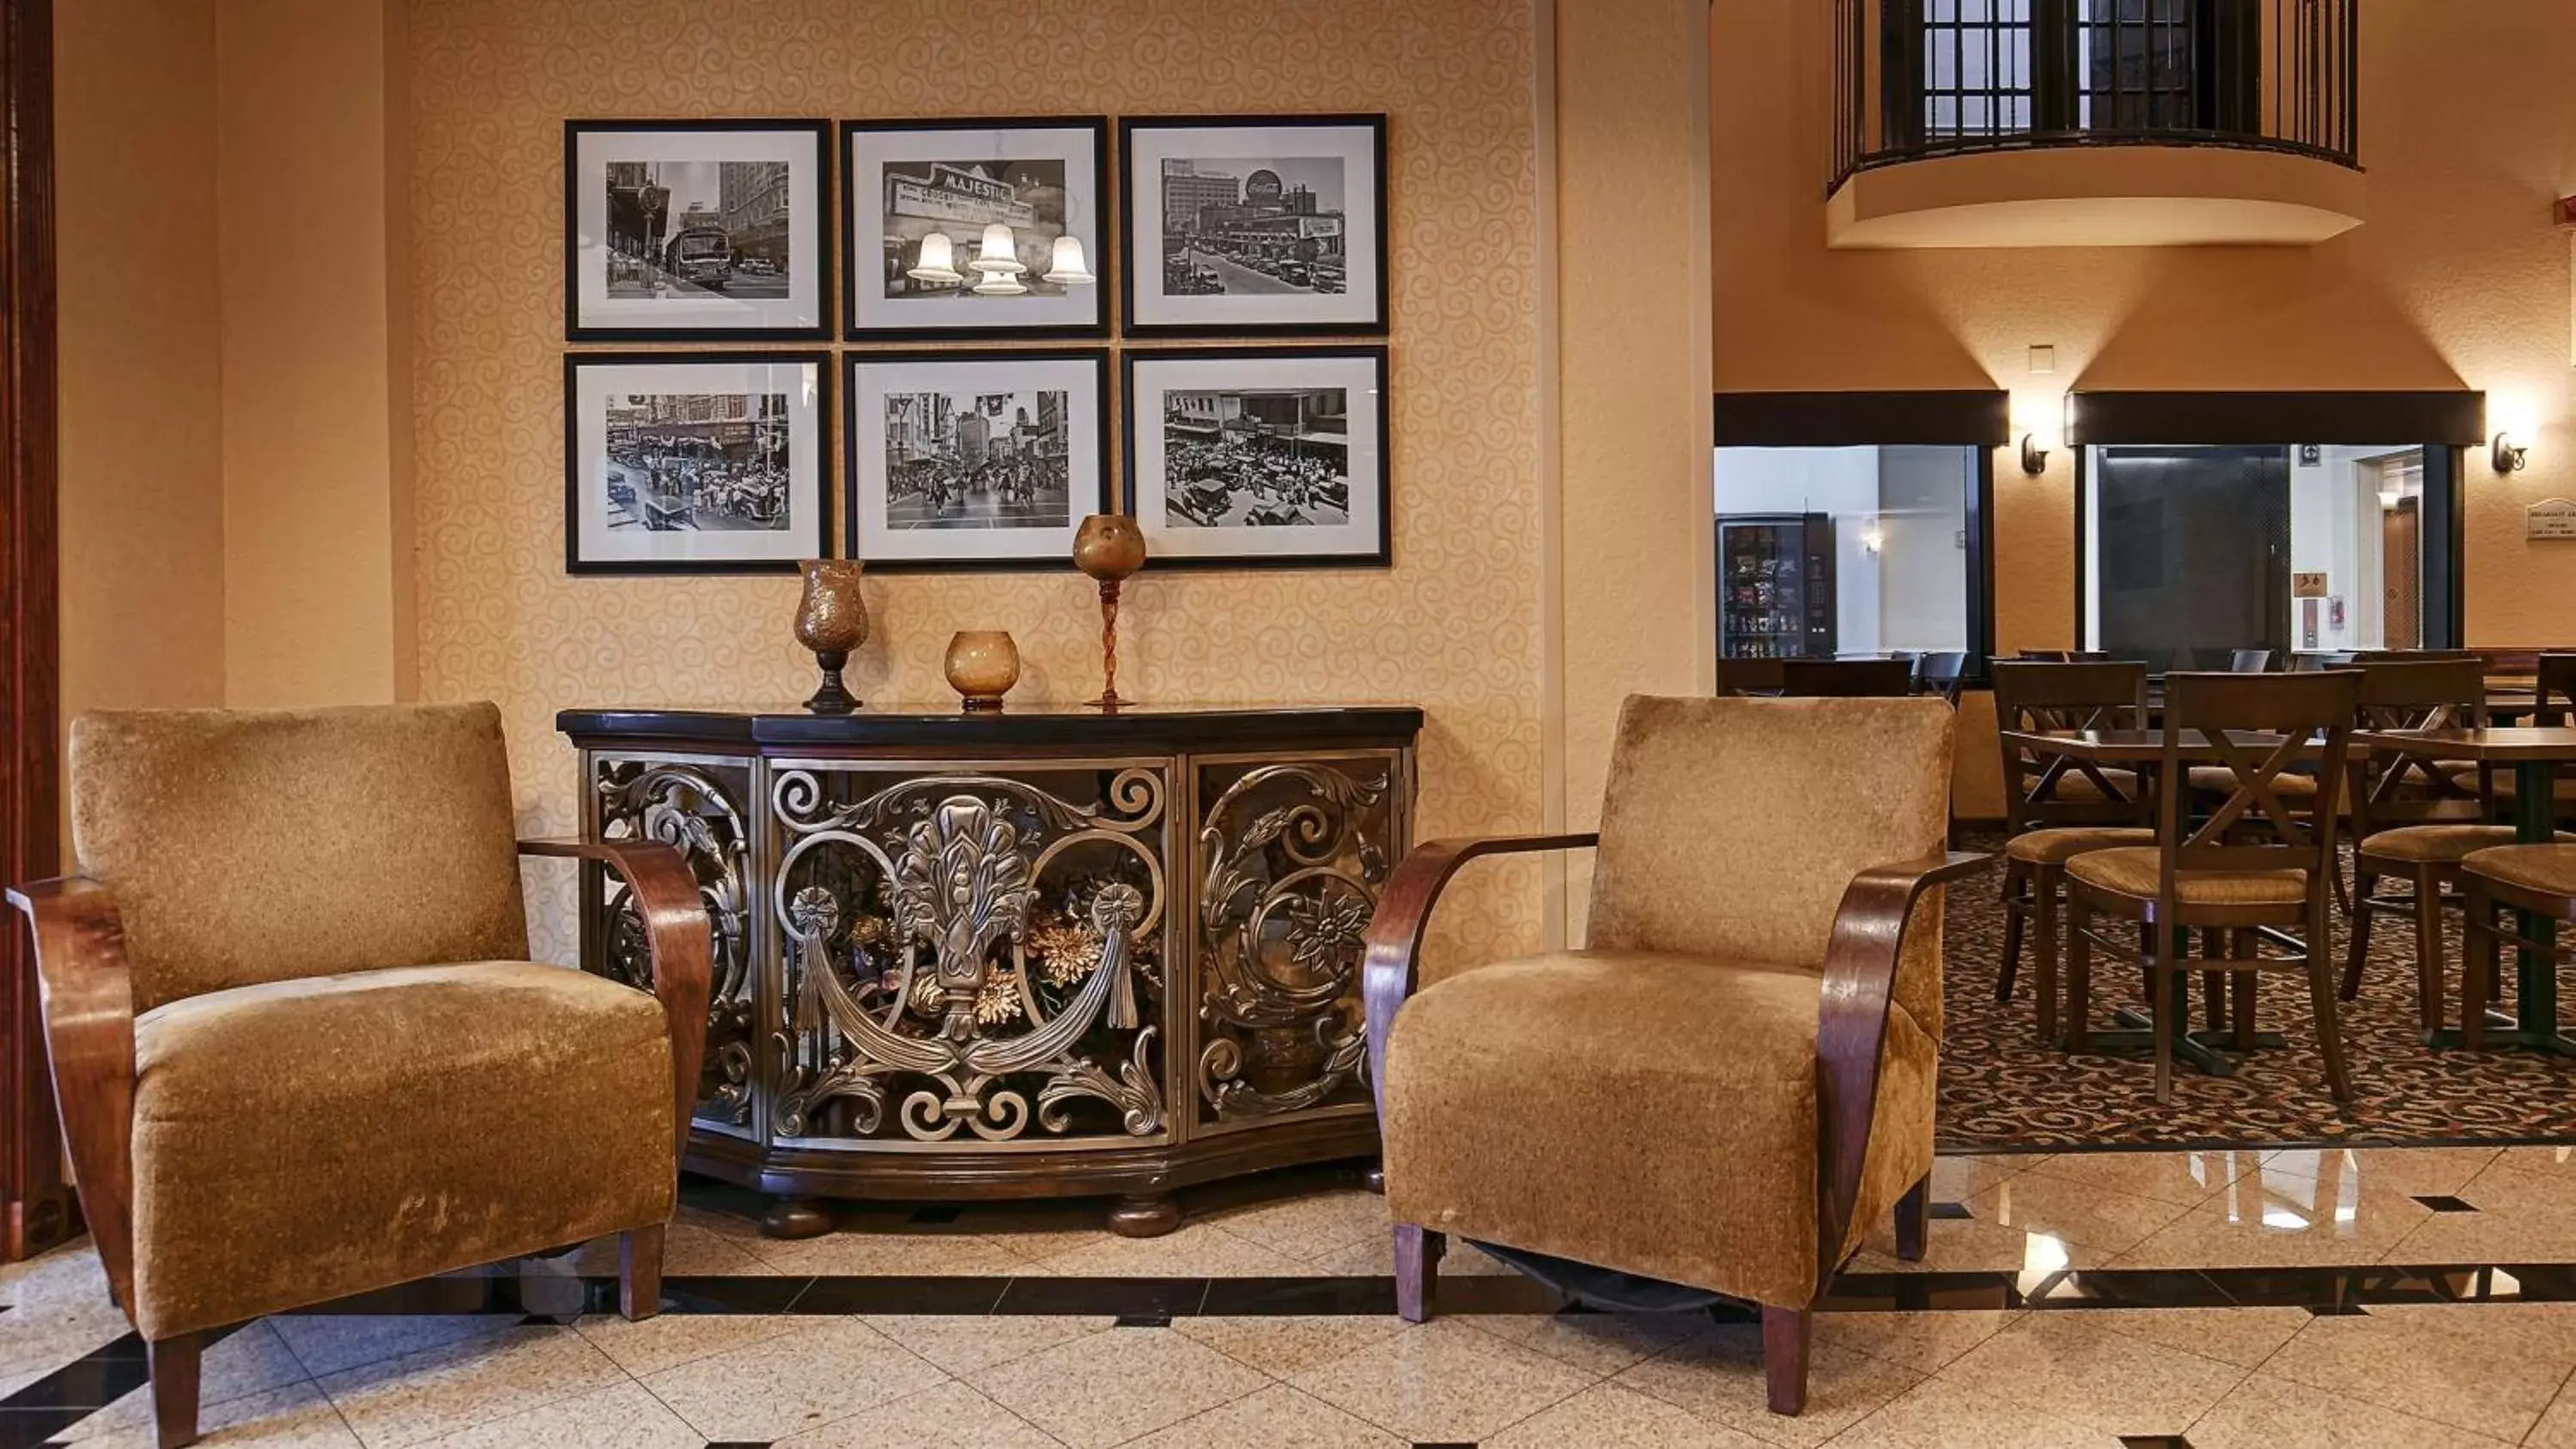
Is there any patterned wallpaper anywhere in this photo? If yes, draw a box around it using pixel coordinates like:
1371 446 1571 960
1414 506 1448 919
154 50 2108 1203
409 0 1546 967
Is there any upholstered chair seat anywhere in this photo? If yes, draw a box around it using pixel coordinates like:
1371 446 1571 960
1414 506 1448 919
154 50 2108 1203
1384 949 1935 1308
2065 847 2309 906
1365 695 1984 1418
9 703 711 1449
2046 766 2141 802
2185 766 2319 797
131 961 674 1343
2360 825 2573 864
2462 843 2576 895
2450 769 2576 803
2004 826 2156 865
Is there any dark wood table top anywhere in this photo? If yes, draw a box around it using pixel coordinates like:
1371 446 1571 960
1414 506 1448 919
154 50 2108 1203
2001 729 2318 764
2355 727 2576 762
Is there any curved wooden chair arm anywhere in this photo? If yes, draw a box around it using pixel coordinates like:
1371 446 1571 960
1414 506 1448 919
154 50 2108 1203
1813 849 1993 1287
1360 833 1599 1113
5 877 139 1324
519 839 712 1167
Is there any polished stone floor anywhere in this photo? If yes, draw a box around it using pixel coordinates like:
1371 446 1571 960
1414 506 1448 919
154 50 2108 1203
6 1146 2576 1446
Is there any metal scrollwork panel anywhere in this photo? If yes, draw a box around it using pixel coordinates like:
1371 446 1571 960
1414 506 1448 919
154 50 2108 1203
1194 752 1398 1127
592 756 757 1137
769 762 1171 1149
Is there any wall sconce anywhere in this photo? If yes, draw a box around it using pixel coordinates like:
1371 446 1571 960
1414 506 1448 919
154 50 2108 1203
2020 433 2051 476
2493 432 2530 474
1860 525 1885 555
2378 482 2404 511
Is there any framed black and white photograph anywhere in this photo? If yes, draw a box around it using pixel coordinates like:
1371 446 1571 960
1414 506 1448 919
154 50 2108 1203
564 119 830 341
846 350 1111 571
1119 114 1388 337
563 353 829 574
842 117 1109 341
1122 347 1389 568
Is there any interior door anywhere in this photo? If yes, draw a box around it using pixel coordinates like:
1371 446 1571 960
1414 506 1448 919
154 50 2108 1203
2093 445 2290 674
2383 499 2421 650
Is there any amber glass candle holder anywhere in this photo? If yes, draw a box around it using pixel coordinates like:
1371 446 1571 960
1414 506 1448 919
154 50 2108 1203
1072 514 1146 711
793 560 869 714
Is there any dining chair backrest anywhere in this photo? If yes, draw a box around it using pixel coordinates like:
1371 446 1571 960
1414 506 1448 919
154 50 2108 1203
1919 651 1969 704
2230 649 2275 674
2354 649 2482 664
2348 658 2490 835
1715 658 1787 697
1990 660 2153 833
1779 658 1914 698
2290 652 2358 672
2156 671 2362 913
2537 653 2576 727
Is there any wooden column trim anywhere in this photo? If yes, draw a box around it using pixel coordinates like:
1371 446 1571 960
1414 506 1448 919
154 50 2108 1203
0 0 68 1261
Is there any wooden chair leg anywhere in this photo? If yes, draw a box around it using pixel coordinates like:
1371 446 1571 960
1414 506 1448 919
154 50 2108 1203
2231 930 2259 1054
2305 931 2354 1102
1996 863 2027 1003
2341 866 2378 1000
2065 894 2094 1052
2032 865 2060 1042
1394 1223 1443 1323
2412 865 2446 1034
619 1224 665 1322
1893 1173 1929 1262
1763 1305 1812 1416
2464 880 2496 1051
147 1333 202 1449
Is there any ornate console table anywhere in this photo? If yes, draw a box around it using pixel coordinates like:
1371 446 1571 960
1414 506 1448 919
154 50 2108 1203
558 703 1421 1238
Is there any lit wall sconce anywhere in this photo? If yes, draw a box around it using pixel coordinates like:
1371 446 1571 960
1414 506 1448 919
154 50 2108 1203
2378 482 2404 511
2493 432 2530 474
1860 525 1885 555
906 232 964 286
2020 433 2051 476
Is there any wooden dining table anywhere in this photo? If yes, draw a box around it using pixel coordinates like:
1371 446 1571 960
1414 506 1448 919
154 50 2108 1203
2354 726 2576 1057
1999 727 2323 1076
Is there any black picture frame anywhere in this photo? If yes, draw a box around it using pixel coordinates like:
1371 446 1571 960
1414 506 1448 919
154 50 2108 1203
1121 344 1392 570
562 350 832 576
841 116 1112 343
563 118 833 343
843 349 1115 573
1117 113 1389 339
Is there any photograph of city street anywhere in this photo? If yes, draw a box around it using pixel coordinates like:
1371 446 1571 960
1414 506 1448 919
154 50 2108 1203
1158 157 1347 299
603 391 793 533
879 157 1071 300
881 388 1072 530
605 160 793 303
1160 388 1352 528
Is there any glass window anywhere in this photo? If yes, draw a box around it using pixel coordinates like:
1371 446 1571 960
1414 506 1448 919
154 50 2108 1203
2080 443 2427 672
1713 446 1976 661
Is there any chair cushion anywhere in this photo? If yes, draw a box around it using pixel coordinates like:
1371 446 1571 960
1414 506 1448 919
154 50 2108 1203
2464 844 2576 898
2360 825 2576 864
2006 827 2157 864
2043 767 2142 803
2065 847 2309 906
131 961 674 1340
2185 767 2320 798
2450 769 2576 802
1382 949 1935 1310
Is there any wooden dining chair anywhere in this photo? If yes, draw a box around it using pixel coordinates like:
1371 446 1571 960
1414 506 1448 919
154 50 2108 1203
2341 658 2516 1031
1780 658 1915 698
2231 650 2275 674
2064 670 2364 1101
1990 661 2154 1040
1919 651 1970 705
2467 654 2576 824
2461 843 2576 1048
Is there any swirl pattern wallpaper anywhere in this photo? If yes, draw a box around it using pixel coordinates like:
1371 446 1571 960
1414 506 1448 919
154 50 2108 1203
410 0 1546 967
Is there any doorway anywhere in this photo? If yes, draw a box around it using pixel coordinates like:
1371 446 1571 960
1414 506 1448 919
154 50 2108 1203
2087 445 2291 675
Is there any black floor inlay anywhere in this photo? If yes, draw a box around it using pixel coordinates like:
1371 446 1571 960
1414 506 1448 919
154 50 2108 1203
1113 1313 1171 1328
2118 1436 2192 1448
703 1442 774 1448
1929 1201 1974 1220
2414 1194 2479 1213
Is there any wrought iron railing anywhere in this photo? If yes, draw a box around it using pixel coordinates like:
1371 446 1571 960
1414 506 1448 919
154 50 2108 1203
1832 0 2359 194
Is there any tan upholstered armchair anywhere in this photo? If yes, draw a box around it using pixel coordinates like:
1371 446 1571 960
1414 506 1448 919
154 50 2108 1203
1364 695 1986 1416
7 704 708 1449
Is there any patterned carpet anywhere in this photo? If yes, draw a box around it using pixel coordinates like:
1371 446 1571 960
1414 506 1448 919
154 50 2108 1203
1937 834 2576 1152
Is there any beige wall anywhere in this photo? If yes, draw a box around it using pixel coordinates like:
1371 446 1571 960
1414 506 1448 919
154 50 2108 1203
409 0 1548 966
216 0 415 706
56 0 228 761
1711 0 2576 653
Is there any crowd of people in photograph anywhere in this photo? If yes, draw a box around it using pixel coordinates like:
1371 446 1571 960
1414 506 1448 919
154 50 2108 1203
606 433 791 531
889 452 1066 524
1166 436 1350 527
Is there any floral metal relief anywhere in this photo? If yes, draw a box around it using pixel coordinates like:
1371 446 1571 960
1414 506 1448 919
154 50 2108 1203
1196 761 1391 1120
596 761 756 1131
771 767 1168 1144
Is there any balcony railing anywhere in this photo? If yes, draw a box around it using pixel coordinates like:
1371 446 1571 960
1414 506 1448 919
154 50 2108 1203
1832 0 2359 195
